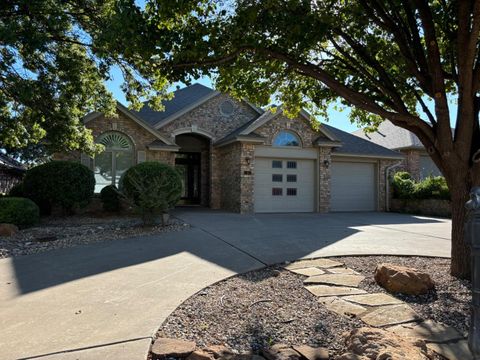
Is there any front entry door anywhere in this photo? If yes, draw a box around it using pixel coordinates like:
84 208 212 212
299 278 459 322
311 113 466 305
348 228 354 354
175 152 201 204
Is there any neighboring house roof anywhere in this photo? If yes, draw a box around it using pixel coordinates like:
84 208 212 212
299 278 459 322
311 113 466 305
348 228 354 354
0 153 25 172
324 124 404 159
352 120 424 150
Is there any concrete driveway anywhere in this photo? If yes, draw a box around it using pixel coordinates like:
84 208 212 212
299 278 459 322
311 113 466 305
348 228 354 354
0 211 451 360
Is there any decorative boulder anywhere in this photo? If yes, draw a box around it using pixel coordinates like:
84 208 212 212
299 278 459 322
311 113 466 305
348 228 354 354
374 263 435 295
337 327 431 360
0 223 19 237
151 337 196 359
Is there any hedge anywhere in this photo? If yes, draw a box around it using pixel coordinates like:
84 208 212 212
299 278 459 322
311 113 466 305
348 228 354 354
391 171 450 200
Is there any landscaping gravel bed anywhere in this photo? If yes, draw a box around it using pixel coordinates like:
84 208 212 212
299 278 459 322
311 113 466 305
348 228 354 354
0 215 189 258
158 266 363 357
156 256 471 358
339 256 471 336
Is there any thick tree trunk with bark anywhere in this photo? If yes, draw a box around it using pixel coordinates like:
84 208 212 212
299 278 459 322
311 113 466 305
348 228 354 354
450 185 471 278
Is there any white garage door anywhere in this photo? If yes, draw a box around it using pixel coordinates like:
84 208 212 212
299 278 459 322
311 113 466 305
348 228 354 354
331 162 376 211
254 158 315 213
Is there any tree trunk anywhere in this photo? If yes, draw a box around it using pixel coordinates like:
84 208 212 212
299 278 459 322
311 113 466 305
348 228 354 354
450 185 471 279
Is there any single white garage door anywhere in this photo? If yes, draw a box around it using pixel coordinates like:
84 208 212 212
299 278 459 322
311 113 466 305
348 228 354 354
254 158 315 213
331 162 376 211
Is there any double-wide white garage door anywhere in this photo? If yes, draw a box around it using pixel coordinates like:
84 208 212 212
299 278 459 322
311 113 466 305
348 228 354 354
254 158 315 213
331 161 376 211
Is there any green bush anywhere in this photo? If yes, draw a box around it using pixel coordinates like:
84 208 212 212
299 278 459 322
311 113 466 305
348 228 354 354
100 185 120 212
0 197 40 227
391 171 450 200
392 172 416 199
23 161 95 214
120 162 182 225
8 182 24 197
395 171 412 181
415 176 450 200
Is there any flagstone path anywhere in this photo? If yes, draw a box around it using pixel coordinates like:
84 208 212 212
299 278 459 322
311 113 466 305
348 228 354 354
284 258 473 360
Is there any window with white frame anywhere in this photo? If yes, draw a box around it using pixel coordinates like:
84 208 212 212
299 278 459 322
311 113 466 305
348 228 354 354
94 132 134 192
272 131 301 147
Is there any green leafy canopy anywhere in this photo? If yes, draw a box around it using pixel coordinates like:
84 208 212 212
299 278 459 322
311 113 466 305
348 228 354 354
0 0 170 158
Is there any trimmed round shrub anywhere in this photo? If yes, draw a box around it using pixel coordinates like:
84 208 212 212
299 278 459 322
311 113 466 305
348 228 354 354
100 185 120 212
121 162 182 208
0 197 40 227
23 161 95 214
120 162 182 225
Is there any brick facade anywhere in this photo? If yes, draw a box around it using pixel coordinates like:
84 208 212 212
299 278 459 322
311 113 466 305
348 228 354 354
378 159 400 211
398 149 421 180
56 92 395 214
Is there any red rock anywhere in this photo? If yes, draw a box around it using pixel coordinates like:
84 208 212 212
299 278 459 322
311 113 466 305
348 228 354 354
292 345 328 360
0 223 18 237
374 263 434 295
151 337 196 359
262 344 301 360
186 345 233 360
337 327 430 360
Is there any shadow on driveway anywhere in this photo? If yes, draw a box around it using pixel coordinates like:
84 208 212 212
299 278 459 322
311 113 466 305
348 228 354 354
9 210 450 295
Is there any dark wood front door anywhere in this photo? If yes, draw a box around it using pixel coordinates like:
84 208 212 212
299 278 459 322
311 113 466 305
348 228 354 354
175 152 201 204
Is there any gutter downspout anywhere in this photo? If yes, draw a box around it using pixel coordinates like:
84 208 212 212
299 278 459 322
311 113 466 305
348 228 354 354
385 161 403 212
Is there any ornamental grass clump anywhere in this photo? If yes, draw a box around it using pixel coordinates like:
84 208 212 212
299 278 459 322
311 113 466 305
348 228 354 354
120 162 182 226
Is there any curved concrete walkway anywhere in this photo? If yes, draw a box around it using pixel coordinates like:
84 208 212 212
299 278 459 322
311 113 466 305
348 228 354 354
0 211 451 360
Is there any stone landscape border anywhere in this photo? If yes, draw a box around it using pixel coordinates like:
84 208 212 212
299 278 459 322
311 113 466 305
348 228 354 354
150 256 472 360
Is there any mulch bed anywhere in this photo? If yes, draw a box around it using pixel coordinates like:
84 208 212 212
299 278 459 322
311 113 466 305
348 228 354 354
156 256 471 358
0 214 189 258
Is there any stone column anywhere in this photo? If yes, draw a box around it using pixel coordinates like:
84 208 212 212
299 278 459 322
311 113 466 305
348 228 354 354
318 147 332 213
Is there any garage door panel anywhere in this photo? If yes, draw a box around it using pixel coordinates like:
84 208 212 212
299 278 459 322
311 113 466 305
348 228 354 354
331 162 376 212
254 158 315 213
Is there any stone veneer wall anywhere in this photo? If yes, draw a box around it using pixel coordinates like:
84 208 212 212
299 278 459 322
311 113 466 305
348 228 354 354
378 159 400 211
239 143 255 213
255 114 319 147
212 142 255 213
390 198 451 218
54 112 176 165
318 148 332 213
160 94 259 141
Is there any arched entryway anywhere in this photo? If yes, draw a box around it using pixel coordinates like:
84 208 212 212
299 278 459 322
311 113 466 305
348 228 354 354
174 133 211 206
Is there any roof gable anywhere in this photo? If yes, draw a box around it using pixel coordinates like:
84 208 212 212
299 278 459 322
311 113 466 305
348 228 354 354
239 108 339 142
83 102 175 145
131 84 263 130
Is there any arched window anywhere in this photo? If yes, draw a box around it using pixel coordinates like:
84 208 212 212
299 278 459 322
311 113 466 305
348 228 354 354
273 131 301 147
94 132 134 192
